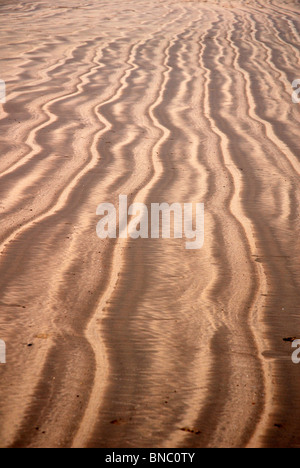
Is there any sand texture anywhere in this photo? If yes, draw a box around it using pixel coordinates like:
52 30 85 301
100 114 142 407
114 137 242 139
0 0 299 448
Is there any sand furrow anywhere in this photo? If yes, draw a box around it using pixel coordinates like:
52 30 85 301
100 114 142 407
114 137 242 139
0 38 143 447
0 38 138 246
0 0 299 449
186 13 266 448
74 32 189 448
3 7 198 447
199 6 300 447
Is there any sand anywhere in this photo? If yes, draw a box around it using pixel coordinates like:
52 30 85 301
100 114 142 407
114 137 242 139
0 0 299 448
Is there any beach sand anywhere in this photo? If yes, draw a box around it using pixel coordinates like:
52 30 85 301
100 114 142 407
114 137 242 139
0 0 299 448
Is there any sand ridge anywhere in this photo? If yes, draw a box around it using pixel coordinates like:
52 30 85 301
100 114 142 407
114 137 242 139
0 0 299 448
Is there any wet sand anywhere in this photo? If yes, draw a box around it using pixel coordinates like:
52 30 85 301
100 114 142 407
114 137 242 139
0 0 299 448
